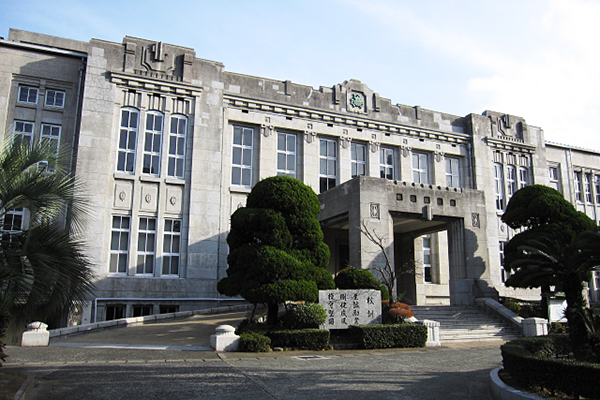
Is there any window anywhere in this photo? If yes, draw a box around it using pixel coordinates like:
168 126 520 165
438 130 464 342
160 305 179 314
45 89 65 108
231 126 254 187
584 173 593 203
445 157 460 188
423 235 433 283
137 217 156 275
168 115 187 178
117 108 139 173
40 124 61 154
380 147 395 180
13 121 34 146
494 163 505 211
162 219 181 276
109 216 130 274
595 175 600 204
506 165 517 201
143 112 163 175
574 171 583 202
132 305 153 317
18 85 38 104
1 208 24 244
549 166 561 192
519 167 529 189
277 132 297 178
499 241 508 283
412 152 429 184
319 138 337 193
105 305 125 321
351 143 367 178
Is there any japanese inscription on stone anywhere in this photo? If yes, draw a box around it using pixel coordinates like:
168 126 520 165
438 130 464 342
319 289 382 329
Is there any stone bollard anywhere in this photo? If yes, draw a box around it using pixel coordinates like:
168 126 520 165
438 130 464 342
21 322 50 347
417 319 441 347
210 325 240 351
522 317 548 337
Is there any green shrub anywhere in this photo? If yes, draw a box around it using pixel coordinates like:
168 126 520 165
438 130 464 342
349 324 427 349
503 301 521 315
549 322 568 335
267 329 330 350
335 267 381 290
501 336 600 399
239 332 271 352
379 284 389 301
281 303 327 329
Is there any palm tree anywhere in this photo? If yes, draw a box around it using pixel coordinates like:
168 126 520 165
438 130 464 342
0 141 94 340
505 230 600 361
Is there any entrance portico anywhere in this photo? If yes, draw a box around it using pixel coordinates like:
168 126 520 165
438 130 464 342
319 176 498 306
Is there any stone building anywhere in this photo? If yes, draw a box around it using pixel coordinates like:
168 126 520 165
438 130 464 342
1 29 599 324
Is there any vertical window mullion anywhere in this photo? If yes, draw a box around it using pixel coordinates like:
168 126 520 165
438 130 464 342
109 216 130 274
117 108 138 173
380 147 394 180
168 115 187 178
143 112 163 176
232 126 254 187
352 142 367 178
277 132 297 178
162 219 181 276
137 217 156 275
319 138 337 193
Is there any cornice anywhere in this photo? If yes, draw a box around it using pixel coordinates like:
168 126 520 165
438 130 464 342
109 71 202 97
485 136 537 153
224 94 470 145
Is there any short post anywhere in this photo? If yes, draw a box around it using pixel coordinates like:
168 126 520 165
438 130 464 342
522 317 548 337
417 319 441 347
210 325 240 351
21 322 50 347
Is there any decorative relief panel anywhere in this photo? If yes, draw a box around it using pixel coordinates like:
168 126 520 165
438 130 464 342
114 181 133 210
348 91 366 113
370 203 381 220
140 184 158 212
165 185 183 214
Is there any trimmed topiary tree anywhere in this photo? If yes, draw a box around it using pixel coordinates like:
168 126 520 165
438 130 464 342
217 176 335 325
334 267 381 290
502 184 600 361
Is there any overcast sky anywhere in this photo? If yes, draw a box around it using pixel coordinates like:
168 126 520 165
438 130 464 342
2 0 599 151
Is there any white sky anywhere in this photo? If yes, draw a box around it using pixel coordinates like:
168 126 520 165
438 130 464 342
2 0 599 151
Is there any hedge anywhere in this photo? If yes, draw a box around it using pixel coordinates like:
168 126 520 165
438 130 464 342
239 332 271 352
501 336 600 399
267 329 330 350
349 324 427 349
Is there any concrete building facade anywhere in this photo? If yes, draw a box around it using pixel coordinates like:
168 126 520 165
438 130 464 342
1 29 599 324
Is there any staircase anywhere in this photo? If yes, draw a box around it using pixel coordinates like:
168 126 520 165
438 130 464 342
411 305 522 343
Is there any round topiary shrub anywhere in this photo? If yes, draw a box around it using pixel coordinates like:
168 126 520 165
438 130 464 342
335 267 381 290
239 332 271 352
281 303 327 329
385 302 414 324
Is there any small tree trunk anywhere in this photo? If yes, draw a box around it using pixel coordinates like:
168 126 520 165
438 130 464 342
564 275 592 361
266 302 279 326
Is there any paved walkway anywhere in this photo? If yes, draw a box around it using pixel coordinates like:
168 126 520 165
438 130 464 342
3 310 507 399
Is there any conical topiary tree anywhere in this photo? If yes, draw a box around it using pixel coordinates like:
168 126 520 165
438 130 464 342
217 176 334 325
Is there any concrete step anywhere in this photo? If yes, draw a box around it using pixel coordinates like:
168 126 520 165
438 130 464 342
410 305 521 343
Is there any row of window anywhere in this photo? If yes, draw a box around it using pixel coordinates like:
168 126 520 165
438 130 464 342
493 163 530 210
573 171 600 204
109 216 182 277
13 120 61 153
18 85 65 108
116 108 187 178
232 126 463 192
